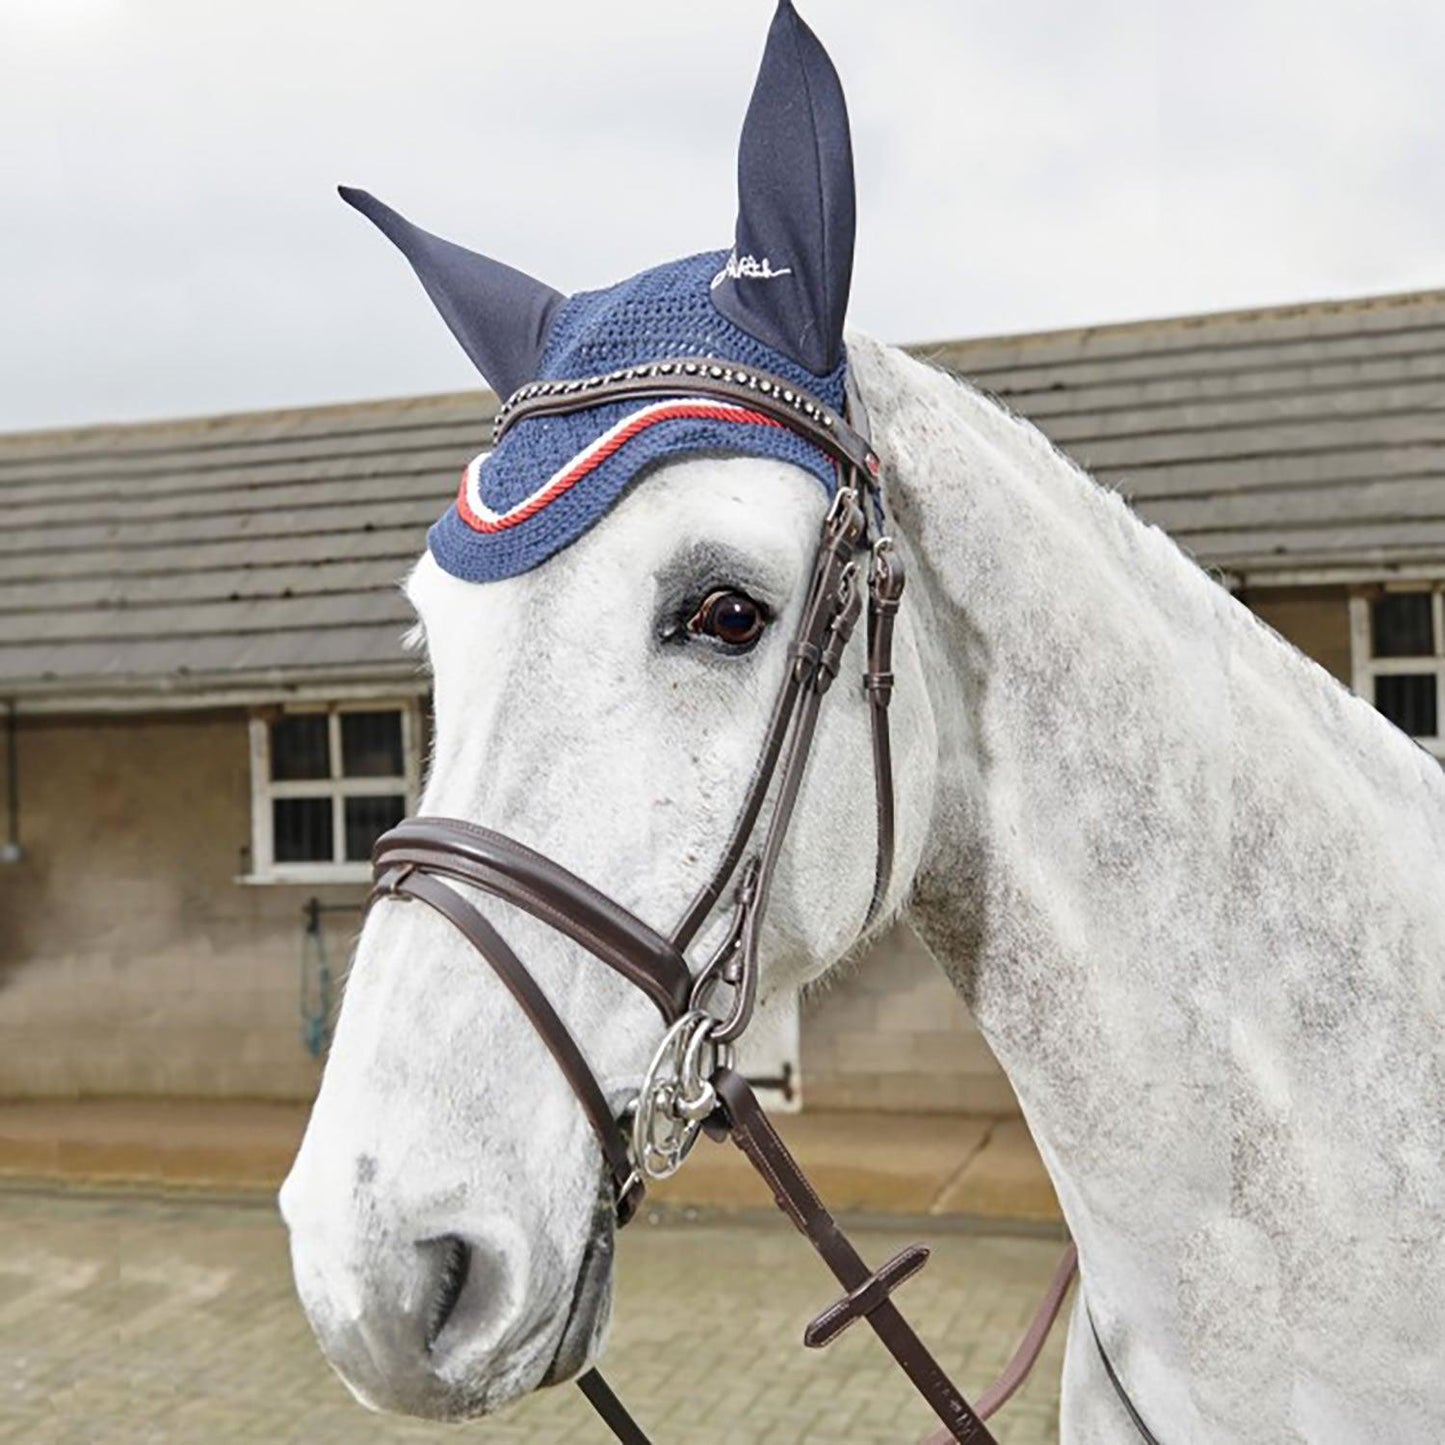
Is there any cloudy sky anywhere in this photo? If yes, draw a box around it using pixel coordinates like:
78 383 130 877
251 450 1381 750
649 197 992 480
3 0 1443 430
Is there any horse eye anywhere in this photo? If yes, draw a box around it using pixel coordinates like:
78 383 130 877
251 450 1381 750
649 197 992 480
687 590 769 649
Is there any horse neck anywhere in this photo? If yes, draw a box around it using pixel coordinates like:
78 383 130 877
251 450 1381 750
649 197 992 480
851 336 1445 1411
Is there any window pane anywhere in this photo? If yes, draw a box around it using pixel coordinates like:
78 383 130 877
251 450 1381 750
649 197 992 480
273 798 334 863
340 711 404 778
344 794 408 861
1375 675 1438 738
271 715 330 780
1371 593 1434 657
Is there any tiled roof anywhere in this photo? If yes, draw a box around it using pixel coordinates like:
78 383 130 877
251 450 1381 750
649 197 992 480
4 288 1442 703
926 288 1445 583
0 392 492 706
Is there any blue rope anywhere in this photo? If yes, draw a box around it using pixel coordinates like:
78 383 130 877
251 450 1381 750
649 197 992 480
300 899 334 1058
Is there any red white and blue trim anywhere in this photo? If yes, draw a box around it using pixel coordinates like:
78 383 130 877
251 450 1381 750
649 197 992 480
456 398 785 534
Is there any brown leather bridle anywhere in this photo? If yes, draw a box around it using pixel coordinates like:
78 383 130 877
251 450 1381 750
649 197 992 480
367 359 1090 1444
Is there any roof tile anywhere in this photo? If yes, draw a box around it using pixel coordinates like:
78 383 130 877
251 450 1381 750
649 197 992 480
5 289 1444 699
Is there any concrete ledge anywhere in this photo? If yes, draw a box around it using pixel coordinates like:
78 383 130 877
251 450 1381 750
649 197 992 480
931 1118 1064 1223
0 1099 306 1194
0 1098 1062 1223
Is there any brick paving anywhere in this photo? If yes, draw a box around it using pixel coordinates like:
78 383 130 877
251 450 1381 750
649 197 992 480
0 1188 1065 1444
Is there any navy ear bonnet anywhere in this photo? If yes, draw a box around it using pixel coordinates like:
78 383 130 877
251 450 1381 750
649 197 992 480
344 1 855 585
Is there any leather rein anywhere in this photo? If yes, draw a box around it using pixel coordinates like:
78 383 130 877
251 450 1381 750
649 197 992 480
368 358 1094 1444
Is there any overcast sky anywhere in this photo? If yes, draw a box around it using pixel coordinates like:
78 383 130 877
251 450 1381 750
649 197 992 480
3 0 1443 431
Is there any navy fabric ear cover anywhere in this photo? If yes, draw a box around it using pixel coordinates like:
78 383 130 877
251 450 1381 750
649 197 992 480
711 0 857 378
339 1 860 585
338 186 565 399
339 1 855 390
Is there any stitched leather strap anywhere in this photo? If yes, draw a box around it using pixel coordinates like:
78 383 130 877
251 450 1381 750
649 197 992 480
713 1067 997 1445
374 818 691 1024
372 867 643 1223
671 482 867 953
804 1243 931 1348
578 1212 1080 1445
863 542 904 927
919 1243 1079 1441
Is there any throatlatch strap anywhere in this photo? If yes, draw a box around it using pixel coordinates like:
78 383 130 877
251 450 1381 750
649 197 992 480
1088 1308 1162 1445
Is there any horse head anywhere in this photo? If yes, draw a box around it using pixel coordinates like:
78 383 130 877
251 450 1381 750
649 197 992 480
280 4 941 1419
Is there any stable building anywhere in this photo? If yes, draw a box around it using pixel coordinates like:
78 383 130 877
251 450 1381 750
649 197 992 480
2 289 1442 1111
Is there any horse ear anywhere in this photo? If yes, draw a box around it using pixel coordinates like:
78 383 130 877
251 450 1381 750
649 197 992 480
339 187 565 398
711 0 856 377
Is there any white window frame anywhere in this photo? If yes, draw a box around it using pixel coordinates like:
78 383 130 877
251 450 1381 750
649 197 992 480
245 700 423 883
1349 586 1445 760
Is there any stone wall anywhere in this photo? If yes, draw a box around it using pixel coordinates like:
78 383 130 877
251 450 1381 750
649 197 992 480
0 712 361 1098
801 923 1018 1115
1240 586 1353 685
0 710 1011 1111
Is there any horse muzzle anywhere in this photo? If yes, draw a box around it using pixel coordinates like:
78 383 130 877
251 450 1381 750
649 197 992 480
281 1172 585 1420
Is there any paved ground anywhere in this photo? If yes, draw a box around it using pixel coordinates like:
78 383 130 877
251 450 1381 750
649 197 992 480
0 1101 1062 1224
0 1187 1067 1445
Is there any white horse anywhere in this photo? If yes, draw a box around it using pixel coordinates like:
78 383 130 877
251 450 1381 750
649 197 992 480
281 331 1445 1440
281 0 1444 1434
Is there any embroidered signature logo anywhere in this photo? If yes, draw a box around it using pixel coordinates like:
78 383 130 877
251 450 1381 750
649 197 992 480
711 252 793 288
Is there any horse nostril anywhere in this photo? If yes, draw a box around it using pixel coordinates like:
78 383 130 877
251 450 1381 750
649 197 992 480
420 1235 472 1351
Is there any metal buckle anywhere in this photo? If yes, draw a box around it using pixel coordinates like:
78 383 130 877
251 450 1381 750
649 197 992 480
824 484 867 550
869 536 904 605
615 1166 646 1226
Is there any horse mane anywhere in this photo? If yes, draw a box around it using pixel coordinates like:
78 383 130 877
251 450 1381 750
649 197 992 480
839 334 1445 1438
846 330 1445 818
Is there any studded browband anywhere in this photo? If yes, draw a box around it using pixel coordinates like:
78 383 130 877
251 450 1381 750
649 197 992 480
493 356 883 482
